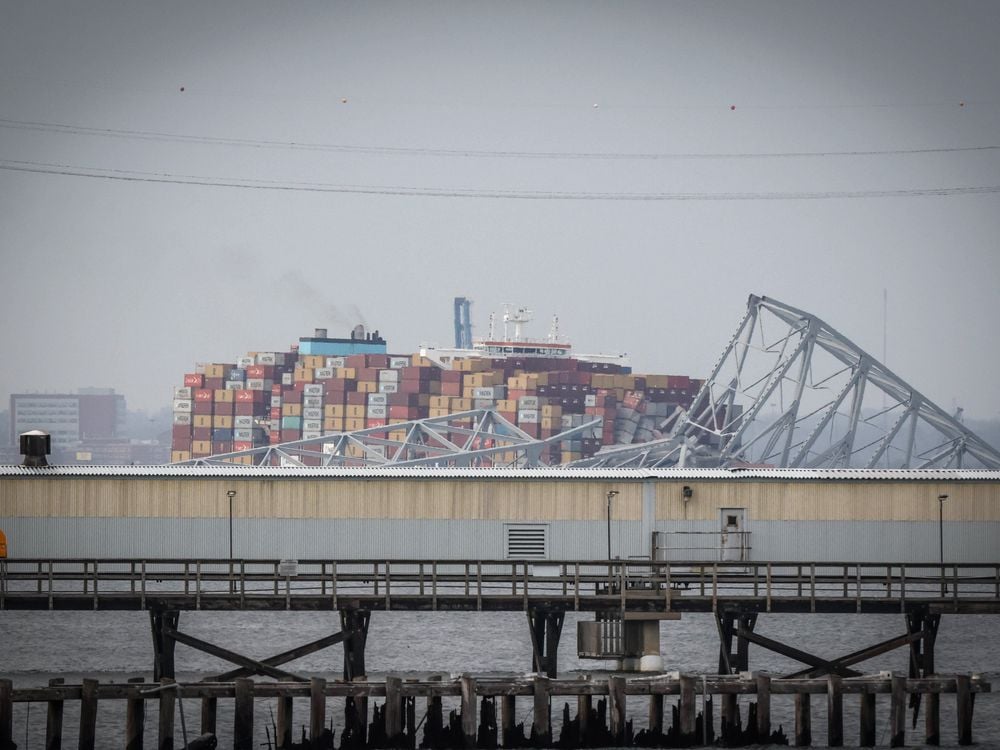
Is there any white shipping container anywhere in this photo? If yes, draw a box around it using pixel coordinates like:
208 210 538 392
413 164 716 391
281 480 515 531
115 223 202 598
256 353 277 365
326 357 346 368
302 430 322 440
172 413 192 426
518 409 539 423
282 373 293 385
367 393 388 405
389 357 409 369
246 378 267 390
234 429 253 440
518 396 540 409
234 416 254 429
473 398 495 410
173 386 192 400
315 368 334 380
303 407 322 420
379 369 399 382
237 357 255 368
270 396 282 408
584 394 597 407
323 442 339 455
378 383 398 394
226 381 244 390
303 420 322 431
173 399 193 412
367 405 387 418
303 396 322 408
303 384 324 396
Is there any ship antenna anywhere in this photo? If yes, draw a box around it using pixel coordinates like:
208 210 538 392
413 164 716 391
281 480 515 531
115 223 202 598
549 314 560 343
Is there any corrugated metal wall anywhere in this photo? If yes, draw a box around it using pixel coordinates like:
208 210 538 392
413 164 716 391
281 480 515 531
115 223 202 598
2 475 998 560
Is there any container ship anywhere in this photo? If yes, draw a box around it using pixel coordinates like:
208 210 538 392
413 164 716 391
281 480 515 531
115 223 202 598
169 306 701 466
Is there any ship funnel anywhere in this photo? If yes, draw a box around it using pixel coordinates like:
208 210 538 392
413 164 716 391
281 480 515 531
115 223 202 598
314 328 328 338
20 430 51 467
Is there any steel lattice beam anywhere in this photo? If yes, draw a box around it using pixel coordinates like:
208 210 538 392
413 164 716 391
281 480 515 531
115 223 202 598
568 294 1000 470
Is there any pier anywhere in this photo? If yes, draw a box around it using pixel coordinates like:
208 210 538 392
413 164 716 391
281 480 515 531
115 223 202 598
0 672 991 749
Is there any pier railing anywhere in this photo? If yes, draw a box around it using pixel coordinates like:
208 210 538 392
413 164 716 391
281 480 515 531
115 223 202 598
2 559 999 613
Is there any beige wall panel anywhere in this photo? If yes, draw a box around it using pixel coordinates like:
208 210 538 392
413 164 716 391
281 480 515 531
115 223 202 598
2 477 996 522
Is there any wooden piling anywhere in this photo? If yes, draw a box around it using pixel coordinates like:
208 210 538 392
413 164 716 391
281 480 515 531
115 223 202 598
157 679 175 750
577 692 591 737
859 690 876 747
45 677 65 750
755 672 771 739
125 676 145 750
310 677 327 745
426 675 444 744
890 674 906 747
679 674 696 738
200 694 217 738
532 676 551 747
827 674 843 748
500 694 516 747
721 692 739 741
648 692 663 736
608 675 626 745
0 679 12 750
956 674 973 746
461 675 478 749
794 692 811 747
386 676 403 742
405 689 417 750
703 687 714 745
276 681 293 750
79 678 99 750
925 690 940 746
233 677 254 750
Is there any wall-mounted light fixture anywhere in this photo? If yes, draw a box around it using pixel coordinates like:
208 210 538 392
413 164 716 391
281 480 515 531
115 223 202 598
682 485 693 501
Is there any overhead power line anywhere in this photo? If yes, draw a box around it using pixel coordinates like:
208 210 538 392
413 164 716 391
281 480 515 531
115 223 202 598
1 117 997 161
2 158 998 201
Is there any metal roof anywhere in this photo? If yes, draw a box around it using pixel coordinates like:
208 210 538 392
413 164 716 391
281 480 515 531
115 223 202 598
1 465 998 481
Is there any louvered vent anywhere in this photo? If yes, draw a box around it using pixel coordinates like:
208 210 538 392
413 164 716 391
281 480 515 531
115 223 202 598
505 524 548 559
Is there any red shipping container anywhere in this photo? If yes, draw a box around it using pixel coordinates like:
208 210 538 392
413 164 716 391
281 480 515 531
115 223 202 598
346 392 367 406
193 401 213 415
234 402 261 416
233 441 253 451
204 377 224 390
214 401 235 416
246 365 275 379
397 379 426 394
183 373 204 387
365 418 387 428
172 425 192 439
345 354 367 368
388 405 417 420
270 407 282 420
193 427 212 441
213 441 233 454
172 437 192 451
235 389 262 403
440 382 462 397
194 388 213 402
270 432 283 444
272 383 284 394
441 370 463 383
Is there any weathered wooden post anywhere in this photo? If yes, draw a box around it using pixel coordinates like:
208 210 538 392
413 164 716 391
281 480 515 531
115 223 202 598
608 675 626 745
648 691 663 736
679 674 696 740
157 678 175 750
386 676 403 742
0 679 13 750
46 676 65 750
80 678 99 750
200 693 217 739
461 675 478 749
755 672 771 739
426 675 444 744
859 689 876 747
233 677 254 750
721 691 739 741
925 687 940 746
827 674 843 747
125 676 145 750
310 677 327 746
577 690 591 738
794 693 811 747
890 674 906 747
532 676 551 747
956 674 973 746
276 680 294 750
500 694 516 746
702 678 714 745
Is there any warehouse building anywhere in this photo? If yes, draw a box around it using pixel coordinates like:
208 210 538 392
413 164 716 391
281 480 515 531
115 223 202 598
1 467 997 562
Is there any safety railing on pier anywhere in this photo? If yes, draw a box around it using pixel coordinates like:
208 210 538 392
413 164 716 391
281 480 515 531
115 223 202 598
2 559 999 613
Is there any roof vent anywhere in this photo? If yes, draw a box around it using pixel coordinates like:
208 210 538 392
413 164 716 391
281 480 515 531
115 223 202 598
20 430 51 467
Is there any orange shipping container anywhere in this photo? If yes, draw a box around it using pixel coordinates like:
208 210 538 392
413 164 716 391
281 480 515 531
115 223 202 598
193 415 212 428
192 440 212 454
344 418 365 431
214 389 235 403
212 415 234 428
324 404 346 418
171 450 191 462
282 404 302 417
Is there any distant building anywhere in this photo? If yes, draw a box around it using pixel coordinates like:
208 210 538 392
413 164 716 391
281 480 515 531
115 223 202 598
9 389 127 454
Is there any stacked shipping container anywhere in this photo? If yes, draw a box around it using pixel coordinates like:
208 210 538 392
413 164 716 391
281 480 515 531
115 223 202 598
170 339 701 465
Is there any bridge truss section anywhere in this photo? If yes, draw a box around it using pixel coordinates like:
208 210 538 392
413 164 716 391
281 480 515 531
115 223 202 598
570 295 1000 470
175 408 602 468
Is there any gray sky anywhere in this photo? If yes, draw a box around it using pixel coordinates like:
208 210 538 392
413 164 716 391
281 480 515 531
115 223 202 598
2 1 998 416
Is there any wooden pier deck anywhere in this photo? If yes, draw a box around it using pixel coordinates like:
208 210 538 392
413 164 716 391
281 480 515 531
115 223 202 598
2 558 999 614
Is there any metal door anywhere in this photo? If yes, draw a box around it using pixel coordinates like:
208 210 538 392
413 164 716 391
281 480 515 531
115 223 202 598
719 508 746 562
